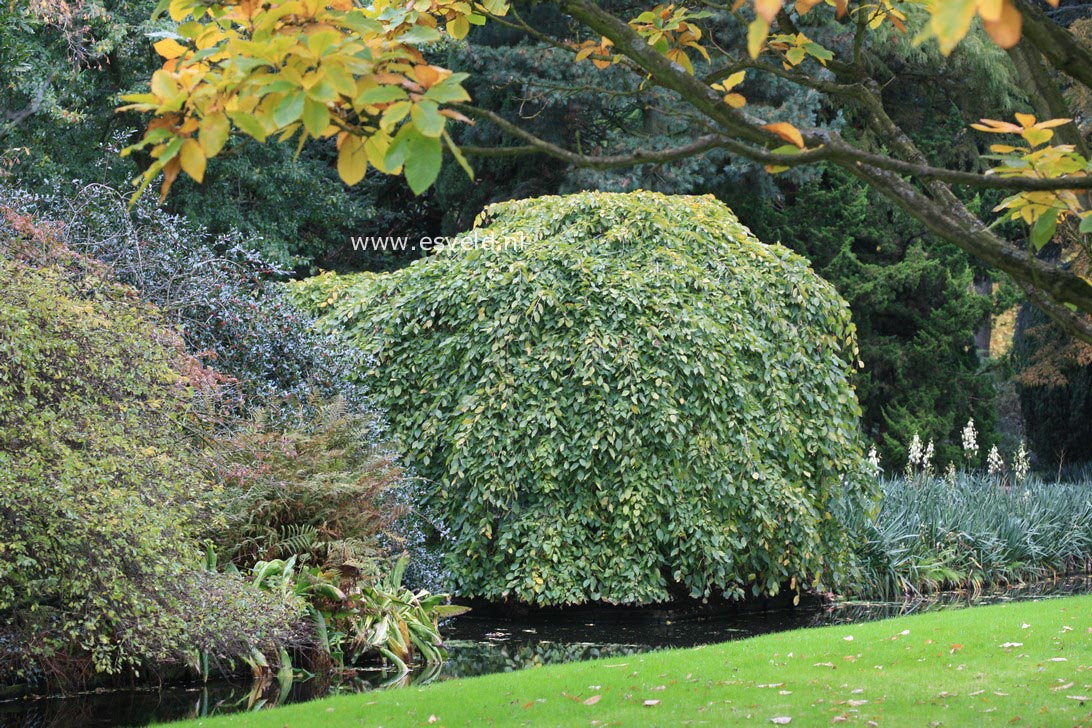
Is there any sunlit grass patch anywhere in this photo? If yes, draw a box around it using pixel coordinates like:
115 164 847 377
169 595 1092 727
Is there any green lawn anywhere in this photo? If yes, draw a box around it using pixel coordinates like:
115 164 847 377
174 596 1092 727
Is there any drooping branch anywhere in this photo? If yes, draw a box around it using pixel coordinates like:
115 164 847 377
454 105 1092 303
850 164 1092 314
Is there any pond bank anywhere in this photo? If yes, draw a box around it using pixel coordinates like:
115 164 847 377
3 576 1090 727
167 593 1092 727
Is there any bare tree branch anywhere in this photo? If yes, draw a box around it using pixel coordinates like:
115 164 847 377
453 103 729 168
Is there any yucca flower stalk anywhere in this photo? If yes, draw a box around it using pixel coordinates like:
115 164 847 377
1013 441 1031 482
987 445 1005 478
962 418 979 467
906 433 923 478
867 445 882 475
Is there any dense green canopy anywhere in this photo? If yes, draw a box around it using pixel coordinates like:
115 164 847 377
292 191 873 605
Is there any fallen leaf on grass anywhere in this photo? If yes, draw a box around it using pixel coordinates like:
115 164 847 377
1051 682 1074 691
813 662 835 668
1047 657 1068 662
1066 695 1090 701
643 699 661 707
1000 642 1023 648
843 636 854 641
847 700 868 707
583 695 601 706
770 718 792 724
427 716 438 724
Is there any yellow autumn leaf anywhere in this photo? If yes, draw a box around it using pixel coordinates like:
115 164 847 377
198 112 230 157
179 138 206 182
754 0 782 23
337 134 367 185
448 14 469 39
722 70 747 90
930 0 977 56
747 17 768 59
981 0 1022 49
724 92 746 108
763 121 805 149
153 38 188 59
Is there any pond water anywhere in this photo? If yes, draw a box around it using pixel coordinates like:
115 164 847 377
3 576 1089 727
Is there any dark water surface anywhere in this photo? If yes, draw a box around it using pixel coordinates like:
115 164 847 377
4 576 1090 727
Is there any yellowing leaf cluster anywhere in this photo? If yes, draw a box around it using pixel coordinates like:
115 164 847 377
121 0 505 201
972 114 1092 248
628 4 713 75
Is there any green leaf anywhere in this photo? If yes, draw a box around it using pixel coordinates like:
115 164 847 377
302 97 330 137
399 25 441 44
404 132 443 194
443 129 474 181
410 100 445 138
273 92 306 127
356 86 409 105
1030 212 1059 250
228 111 268 142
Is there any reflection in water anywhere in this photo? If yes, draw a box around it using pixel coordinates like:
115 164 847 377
3 575 1089 727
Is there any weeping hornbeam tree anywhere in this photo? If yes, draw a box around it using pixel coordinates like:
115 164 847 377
122 0 1092 341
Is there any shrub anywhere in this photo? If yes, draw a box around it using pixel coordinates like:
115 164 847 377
208 397 406 572
2 181 441 586
291 191 874 606
0 182 367 411
0 212 302 685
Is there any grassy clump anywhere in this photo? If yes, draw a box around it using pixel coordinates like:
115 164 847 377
165 594 1092 727
846 475 1092 600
